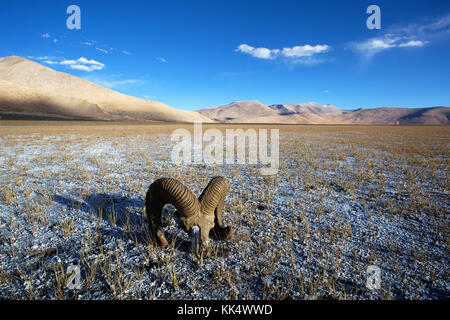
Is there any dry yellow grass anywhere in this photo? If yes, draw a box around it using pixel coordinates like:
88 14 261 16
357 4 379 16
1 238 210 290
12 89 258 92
0 121 448 299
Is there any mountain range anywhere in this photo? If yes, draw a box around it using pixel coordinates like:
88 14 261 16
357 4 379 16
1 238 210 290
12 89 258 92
0 56 448 124
196 100 450 124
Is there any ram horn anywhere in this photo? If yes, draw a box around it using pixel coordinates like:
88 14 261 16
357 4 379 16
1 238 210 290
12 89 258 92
198 176 233 241
146 177 220 249
146 178 203 247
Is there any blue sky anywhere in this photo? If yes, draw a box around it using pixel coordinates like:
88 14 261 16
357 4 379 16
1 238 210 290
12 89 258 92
1 0 450 110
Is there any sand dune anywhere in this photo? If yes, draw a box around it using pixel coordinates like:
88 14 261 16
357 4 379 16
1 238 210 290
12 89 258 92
0 56 211 122
197 100 450 124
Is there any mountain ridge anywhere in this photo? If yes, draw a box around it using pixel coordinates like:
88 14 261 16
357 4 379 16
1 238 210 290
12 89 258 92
196 100 450 124
0 56 211 122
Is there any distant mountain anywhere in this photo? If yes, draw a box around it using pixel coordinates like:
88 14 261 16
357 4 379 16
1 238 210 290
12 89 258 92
1 56 448 124
197 100 333 124
0 56 211 122
334 107 450 125
197 100 450 124
270 102 344 115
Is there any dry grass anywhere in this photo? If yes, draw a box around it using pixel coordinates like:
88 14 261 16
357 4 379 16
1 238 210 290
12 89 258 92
0 121 448 299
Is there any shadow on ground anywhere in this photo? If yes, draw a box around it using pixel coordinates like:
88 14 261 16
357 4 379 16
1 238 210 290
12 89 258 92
53 193 192 253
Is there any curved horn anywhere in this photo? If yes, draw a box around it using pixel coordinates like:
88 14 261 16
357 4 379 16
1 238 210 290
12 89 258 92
198 176 233 240
146 178 201 247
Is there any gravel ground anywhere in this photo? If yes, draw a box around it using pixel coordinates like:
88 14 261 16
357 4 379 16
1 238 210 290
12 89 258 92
0 128 448 299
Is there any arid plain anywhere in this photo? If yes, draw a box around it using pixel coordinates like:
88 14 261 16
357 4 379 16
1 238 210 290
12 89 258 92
0 121 448 299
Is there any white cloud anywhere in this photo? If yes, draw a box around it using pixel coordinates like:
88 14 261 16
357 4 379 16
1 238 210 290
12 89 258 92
60 59 77 65
76 57 104 67
362 38 398 50
122 50 132 55
282 44 330 57
70 64 103 72
351 35 400 58
351 35 429 58
157 57 167 63
398 40 427 47
236 43 330 63
349 14 450 59
59 57 105 72
28 55 105 72
53 39 58 43
81 41 95 46
41 33 50 39
96 48 109 54
235 44 280 59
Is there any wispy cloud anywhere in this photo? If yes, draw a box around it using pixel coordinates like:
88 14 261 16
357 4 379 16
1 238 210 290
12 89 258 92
83 75 143 88
235 43 331 64
60 59 77 65
99 79 141 88
122 50 132 55
81 41 95 46
289 56 330 66
398 40 427 48
34 56 52 60
350 35 400 58
157 57 167 63
350 14 450 59
43 60 58 65
28 56 55 64
39 32 59 44
96 48 109 54
398 13 450 42
350 34 429 59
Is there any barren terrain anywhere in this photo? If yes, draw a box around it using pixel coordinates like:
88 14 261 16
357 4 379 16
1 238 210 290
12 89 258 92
0 122 448 299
